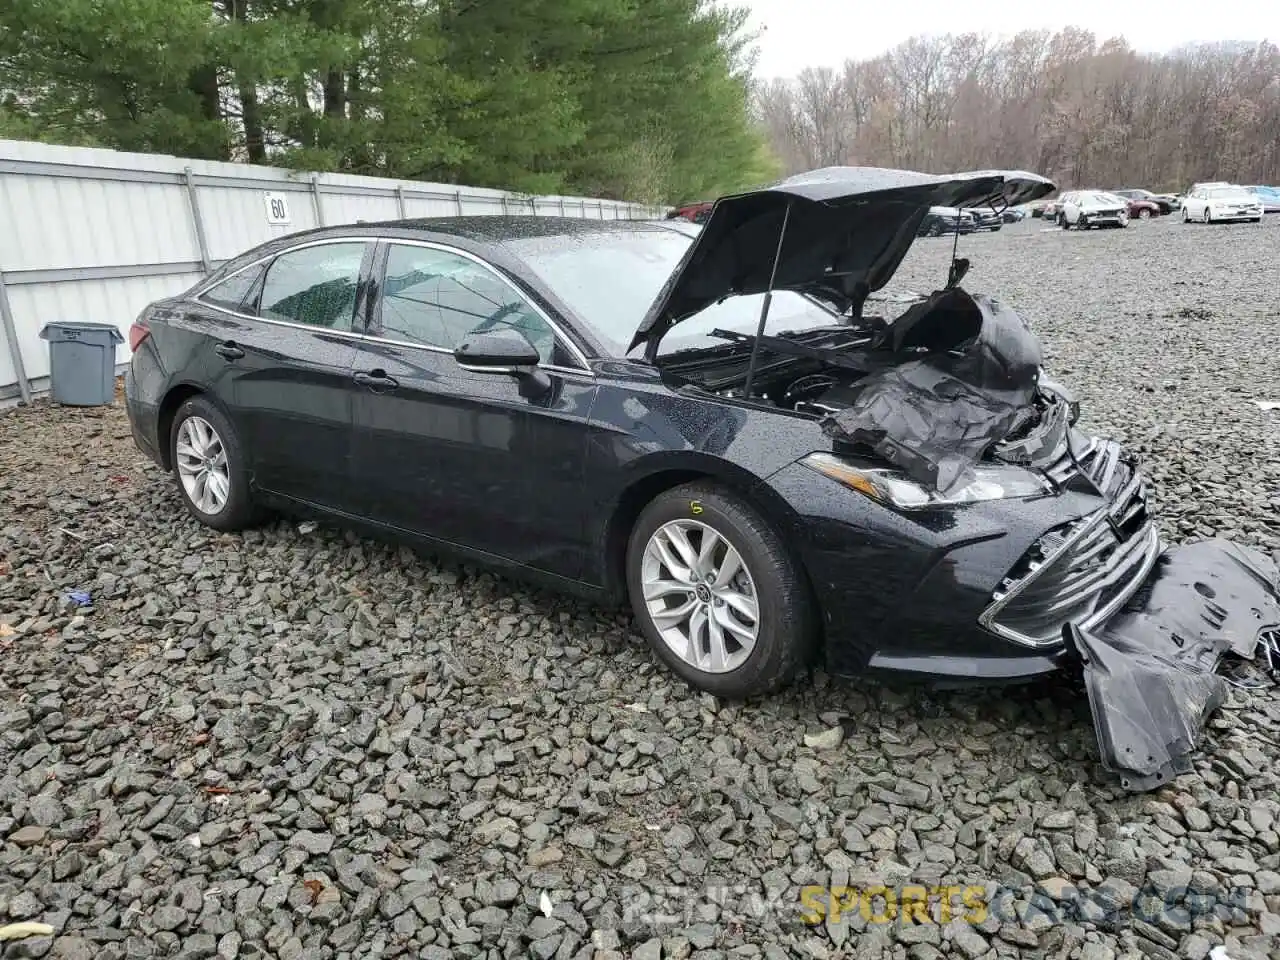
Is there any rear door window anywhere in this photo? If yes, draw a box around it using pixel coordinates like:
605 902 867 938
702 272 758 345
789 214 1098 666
259 242 368 331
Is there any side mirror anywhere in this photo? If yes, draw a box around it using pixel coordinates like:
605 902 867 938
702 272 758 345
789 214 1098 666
454 327 540 371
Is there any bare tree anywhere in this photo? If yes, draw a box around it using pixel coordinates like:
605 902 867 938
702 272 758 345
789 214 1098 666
755 31 1280 190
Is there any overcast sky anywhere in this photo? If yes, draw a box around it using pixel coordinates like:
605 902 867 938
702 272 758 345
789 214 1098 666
744 0 1280 78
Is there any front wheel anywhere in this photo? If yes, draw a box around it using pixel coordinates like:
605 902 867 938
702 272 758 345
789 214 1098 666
1061 216 1071 230
1203 209 1212 224
170 395 259 531
1138 208 1152 219
1182 208 1190 223
626 483 815 698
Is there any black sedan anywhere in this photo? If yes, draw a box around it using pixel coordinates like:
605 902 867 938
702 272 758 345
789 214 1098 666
916 206 977 236
126 167 1280 788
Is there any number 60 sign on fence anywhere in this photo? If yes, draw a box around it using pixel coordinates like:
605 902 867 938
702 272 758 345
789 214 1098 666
264 192 292 225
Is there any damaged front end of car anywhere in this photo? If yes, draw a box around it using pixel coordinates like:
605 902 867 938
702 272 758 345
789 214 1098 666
817 288 1280 791
635 166 1280 791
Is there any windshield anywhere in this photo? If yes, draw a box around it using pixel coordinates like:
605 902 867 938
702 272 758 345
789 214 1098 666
508 229 843 358
1207 187 1253 200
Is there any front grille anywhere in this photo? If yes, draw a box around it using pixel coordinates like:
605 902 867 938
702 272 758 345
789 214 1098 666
981 442 1160 648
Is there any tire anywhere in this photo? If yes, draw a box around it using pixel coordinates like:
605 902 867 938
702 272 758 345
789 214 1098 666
1138 208 1151 219
1061 216 1070 230
1252 217 1263 223
927 222 942 237
169 394 259 531
1203 209 1211 224
1182 208 1190 223
626 482 815 699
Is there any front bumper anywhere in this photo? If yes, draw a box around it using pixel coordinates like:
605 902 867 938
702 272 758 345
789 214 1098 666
782 425 1280 791
1212 208 1263 220
1079 212 1127 226
980 438 1158 648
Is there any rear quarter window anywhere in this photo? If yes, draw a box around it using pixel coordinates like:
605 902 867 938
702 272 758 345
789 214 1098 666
198 264 266 312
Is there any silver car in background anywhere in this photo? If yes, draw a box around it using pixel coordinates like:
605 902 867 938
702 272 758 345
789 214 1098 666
1059 191 1130 230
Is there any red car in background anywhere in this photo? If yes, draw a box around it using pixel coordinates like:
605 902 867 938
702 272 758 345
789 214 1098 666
1117 195 1162 219
667 201 713 224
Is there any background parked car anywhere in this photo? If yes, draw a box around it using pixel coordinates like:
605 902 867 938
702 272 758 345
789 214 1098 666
667 201 713 224
1002 206 1028 223
1042 198 1063 221
1181 185 1264 223
1244 185 1280 213
917 206 978 236
1060 191 1130 229
1113 189 1173 215
1027 200 1050 218
971 207 1004 231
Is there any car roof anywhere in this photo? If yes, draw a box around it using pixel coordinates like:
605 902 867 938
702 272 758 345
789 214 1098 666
353 215 677 244
203 216 680 283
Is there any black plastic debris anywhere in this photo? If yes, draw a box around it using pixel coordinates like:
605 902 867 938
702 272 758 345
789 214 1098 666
1065 538 1280 791
821 287 1042 494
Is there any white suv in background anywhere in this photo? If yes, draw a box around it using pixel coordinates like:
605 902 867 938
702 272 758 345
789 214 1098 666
1181 185 1264 224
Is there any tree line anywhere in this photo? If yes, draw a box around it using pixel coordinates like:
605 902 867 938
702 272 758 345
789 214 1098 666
753 30 1280 192
0 0 777 203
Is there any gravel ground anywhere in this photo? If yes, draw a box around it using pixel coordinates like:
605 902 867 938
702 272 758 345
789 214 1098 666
3 214 1280 960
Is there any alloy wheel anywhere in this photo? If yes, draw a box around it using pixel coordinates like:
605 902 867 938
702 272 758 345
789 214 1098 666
640 519 759 673
175 416 231 515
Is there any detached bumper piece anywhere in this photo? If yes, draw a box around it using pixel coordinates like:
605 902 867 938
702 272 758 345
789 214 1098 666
1066 539 1280 792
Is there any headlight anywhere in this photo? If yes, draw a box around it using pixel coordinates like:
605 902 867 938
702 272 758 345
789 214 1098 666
802 453 1052 510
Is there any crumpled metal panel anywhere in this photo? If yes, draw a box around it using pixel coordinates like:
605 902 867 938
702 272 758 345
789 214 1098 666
1066 538 1280 791
821 287 1043 493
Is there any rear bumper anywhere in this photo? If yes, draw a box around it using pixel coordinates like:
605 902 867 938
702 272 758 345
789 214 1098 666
124 365 163 466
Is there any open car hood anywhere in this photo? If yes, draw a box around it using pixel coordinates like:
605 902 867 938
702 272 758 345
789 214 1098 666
630 167 1055 355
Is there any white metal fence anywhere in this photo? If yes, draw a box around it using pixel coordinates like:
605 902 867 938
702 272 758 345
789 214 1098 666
0 139 664 403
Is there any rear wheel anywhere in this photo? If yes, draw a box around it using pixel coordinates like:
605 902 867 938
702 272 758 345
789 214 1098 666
1061 216 1071 230
169 395 259 531
1203 209 1212 224
626 483 815 699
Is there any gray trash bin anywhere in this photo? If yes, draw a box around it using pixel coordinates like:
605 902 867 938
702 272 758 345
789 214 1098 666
38 321 125 406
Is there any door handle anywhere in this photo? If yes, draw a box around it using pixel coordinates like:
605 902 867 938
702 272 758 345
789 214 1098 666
214 341 245 361
353 370 399 390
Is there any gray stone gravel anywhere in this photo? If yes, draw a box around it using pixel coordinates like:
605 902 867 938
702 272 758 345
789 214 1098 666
3 214 1280 958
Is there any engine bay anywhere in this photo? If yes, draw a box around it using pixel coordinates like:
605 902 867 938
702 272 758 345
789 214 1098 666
658 285 1072 490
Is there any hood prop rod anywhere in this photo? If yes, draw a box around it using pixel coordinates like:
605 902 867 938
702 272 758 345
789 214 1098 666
741 199 793 399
